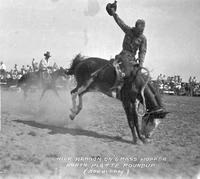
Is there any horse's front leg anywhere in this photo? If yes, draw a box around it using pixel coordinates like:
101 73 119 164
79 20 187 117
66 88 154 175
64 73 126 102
75 84 90 114
69 92 78 120
131 103 146 144
122 101 137 144
76 94 83 114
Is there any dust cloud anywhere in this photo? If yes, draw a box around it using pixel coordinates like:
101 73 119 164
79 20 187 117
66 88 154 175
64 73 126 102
1 87 97 130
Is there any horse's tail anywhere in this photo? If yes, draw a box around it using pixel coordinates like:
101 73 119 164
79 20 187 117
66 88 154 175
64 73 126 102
65 53 84 76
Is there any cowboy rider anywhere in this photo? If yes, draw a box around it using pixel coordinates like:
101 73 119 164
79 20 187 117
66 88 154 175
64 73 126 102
108 5 146 71
39 51 52 80
107 1 166 114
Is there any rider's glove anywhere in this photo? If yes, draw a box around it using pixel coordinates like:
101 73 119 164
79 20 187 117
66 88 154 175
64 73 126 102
136 58 143 67
139 61 143 67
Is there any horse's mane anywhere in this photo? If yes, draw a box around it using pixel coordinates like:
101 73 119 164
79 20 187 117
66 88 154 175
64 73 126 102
66 53 85 75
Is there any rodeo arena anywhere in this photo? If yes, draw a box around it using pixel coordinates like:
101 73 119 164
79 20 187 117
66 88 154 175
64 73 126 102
1 61 200 96
1 1 200 179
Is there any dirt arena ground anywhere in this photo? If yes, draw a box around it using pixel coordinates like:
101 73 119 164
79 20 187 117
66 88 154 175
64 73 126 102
0 88 200 179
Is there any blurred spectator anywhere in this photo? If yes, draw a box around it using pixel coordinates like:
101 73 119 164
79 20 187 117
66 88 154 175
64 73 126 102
189 76 192 83
28 66 33 72
0 61 7 80
21 65 26 75
192 77 197 84
32 58 39 72
13 64 19 77
0 61 7 72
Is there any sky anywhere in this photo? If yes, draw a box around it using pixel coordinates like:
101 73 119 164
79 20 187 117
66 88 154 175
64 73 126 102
0 0 200 81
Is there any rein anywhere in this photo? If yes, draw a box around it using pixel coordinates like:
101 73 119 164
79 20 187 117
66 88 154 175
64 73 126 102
91 61 113 77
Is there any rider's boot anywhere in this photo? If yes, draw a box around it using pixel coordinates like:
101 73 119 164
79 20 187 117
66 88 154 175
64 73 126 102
148 83 163 108
143 85 168 118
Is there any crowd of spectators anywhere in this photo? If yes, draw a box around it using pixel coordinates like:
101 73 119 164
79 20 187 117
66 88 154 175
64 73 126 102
155 74 200 96
1 61 200 96
0 59 59 82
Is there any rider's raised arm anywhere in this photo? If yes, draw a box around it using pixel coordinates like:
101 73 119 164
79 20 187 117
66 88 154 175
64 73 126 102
138 36 147 66
112 12 131 34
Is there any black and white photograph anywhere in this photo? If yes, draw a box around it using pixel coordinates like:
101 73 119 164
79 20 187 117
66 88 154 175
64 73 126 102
0 0 200 178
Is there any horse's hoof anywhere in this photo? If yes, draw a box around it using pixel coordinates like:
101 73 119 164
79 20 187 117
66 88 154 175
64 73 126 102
141 138 147 144
69 114 75 120
140 136 147 144
76 107 82 114
132 139 137 145
145 138 152 143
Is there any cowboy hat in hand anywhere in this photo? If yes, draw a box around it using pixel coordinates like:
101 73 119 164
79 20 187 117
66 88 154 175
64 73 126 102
106 0 117 16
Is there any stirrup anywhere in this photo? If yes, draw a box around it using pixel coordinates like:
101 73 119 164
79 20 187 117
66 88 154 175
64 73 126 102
145 108 169 119
149 108 164 114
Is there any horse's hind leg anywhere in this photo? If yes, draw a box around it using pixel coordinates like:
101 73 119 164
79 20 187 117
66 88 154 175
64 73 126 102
69 86 79 120
70 87 86 120
75 79 94 115
40 88 47 100
70 79 94 120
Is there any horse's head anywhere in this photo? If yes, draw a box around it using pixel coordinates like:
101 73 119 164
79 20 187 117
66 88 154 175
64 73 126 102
140 111 169 138
140 115 160 138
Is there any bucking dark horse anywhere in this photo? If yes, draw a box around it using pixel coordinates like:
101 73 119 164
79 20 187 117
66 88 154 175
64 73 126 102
17 67 67 99
66 54 168 144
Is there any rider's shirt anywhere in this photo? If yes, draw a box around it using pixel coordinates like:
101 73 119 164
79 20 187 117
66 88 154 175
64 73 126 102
122 32 146 61
39 59 50 71
113 13 147 65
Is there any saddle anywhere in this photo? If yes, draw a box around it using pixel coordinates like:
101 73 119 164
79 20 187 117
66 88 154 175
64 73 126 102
110 60 125 90
110 58 141 99
111 58 139 87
